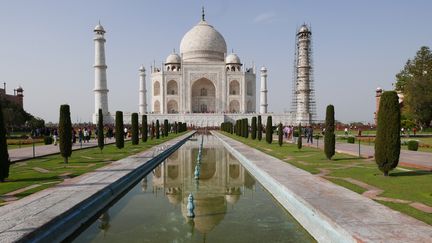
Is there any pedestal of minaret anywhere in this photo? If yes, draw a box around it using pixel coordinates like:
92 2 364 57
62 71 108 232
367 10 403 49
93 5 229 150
93 22 111 124
260 66 268 114
139 65 147 114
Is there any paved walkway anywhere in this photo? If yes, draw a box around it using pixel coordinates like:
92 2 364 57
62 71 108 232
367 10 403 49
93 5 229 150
281 136 432 170
0 132 194 242
216 131 432 242
8 138 119 162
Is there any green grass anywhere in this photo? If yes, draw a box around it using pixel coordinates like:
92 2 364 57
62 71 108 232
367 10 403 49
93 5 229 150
222 132 432 225
1 132 186 201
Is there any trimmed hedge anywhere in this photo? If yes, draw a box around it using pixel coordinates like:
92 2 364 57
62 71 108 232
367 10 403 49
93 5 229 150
257 115 262 141
407 140 419 151
324 105 335 160
131 113 139 145
115 111 124 149
59 104 72 163
266 116 273 144
347 136 355 144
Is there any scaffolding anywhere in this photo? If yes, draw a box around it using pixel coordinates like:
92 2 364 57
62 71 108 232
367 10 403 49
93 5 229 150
291 24 317 123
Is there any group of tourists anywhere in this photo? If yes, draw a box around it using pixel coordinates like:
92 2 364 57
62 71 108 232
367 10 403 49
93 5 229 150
277 125 314 144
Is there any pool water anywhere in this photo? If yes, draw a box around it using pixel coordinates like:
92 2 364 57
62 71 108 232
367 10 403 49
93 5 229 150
74 135 314 242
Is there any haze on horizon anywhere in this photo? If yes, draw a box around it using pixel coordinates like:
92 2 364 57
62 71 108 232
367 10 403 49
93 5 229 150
0 0 431 123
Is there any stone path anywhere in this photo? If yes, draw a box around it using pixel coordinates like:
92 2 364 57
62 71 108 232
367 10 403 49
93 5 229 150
8 138 121 163
281 136 432 170
215 131 432 242
0 132 194 242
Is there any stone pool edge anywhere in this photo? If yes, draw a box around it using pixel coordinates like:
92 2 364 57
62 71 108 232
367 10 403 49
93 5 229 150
212 131 432 243
0 131 195 243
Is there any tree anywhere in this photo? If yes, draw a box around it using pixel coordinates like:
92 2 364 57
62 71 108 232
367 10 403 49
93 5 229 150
150 122 155 139
375 91 401 176
164 119 169 137
142 115 148 142
156 120 160 139
115 111 124 149
173 122 178 134
324 105 335 160
257 115 262 141
0 102 10 182
59 105 72 163
131 113 139 145
97 109 104 151
265 116 272 144
251 117 257 140
278 123 283 146
297 123 302 150
244 118 249 138
395 46 432 127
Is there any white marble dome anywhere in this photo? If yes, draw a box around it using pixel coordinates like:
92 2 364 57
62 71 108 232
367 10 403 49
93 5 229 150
225 53 241 64
165 53 181 64
180 20 227 62
94 24 105 32
298 25 309 33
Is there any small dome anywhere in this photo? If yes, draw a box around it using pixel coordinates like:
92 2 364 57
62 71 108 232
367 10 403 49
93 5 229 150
225 53 241 64
376 87 383 91
139 65 146 72
180 20 227 62
298 24 310 33
165 53 181 64
94 23 105 33
260 66 267 71
16 86 23 92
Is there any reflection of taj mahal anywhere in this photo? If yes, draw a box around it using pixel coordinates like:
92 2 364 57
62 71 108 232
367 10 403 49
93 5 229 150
149 136 255 234
150 11 256 114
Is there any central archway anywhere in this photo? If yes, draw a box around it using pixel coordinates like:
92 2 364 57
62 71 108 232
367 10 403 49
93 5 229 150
191 78 216 113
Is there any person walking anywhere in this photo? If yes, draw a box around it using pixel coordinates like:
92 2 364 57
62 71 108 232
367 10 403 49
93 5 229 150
53 129 58 146
306 126 313 144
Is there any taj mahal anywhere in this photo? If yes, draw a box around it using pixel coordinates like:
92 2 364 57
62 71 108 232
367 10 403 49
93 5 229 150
92 9 315 126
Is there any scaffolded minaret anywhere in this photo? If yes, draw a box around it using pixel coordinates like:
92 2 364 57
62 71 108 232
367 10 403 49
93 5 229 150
292 24 316 125
93 22 111 124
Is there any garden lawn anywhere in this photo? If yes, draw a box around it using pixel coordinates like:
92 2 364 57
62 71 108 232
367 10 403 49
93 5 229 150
222 132 432 225
0 132 185 202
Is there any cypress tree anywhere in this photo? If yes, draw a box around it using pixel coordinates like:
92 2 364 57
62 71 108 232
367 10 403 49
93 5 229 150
97 109 104 151
142 115 148 142
174 122 178 133
131 113 139 145
156 120 160 139
375 91 401 176
59 105 72 163
297 123 302 150
245 118 249 138
266 116 273 144
324 105 335 159
150 122 155 139
115 111 124 149
164 119 169 137
251 117 257 140
278 123 283 146
257 115 262 141
0 103 10 182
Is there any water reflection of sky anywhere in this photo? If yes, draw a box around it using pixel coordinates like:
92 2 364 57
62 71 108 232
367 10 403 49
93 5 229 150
74 135 314 243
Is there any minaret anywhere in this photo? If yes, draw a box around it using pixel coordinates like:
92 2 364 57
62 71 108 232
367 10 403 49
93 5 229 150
93 22 111 124
139 65 147 114
294 24 314 125
260 66 268 114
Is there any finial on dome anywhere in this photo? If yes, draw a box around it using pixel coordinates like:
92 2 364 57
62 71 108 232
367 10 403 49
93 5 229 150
201 6 205 21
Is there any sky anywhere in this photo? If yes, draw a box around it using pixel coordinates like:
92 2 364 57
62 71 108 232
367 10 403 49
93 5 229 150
0 0 431 123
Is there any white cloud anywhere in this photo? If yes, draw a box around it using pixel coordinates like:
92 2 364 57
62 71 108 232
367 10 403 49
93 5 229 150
254 12 277 23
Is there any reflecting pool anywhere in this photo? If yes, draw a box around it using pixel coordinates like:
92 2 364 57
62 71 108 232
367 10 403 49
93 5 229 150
74 135 314 242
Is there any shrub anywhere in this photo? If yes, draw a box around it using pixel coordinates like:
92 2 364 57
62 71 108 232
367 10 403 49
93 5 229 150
44 136 53 145
257 116 262 141
115 111 124 149
266 116 273 144
297 123 302 150
251 117 257 140
324 105 336 160
164 119 169 137
347 136 355 144
98 109 104 151
0 103 10 182
59 104 72 163
150 122 155 139
156 120 160 139
407 140 419 151
131 113 139 145
244 118 249 138
375 91 401 176
293 131 299 137
142 115 148 142
278 123 283 146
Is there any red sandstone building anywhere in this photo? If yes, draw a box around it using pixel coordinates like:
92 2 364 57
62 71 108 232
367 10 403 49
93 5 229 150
0 83 24 108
